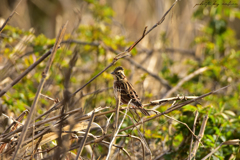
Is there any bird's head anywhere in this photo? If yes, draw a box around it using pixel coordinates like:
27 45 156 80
111 66 126 80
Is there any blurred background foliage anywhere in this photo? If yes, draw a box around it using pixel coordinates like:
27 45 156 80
0 0 240 159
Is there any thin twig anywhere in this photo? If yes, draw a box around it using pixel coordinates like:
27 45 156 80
0 0 22 34
81 87 112 98
29 136 43 160
190 115 209 159
1 114 24 126
162 67 209 99
163 114 199 141
119 111 149 159
165 86 229 113
31 120 35 160
104 113 114 134
40 94 56 102
106 100 131 160
23 146 58 159
1 110 27 134
61 40 99 46
101 141 132 160
0 49 54 97
11 22 68 160
201 139 240 160
126 58 172 90
189 111 199 160
112 92 121 138
0 110 27 153
128 135 145 160
149 95 198 106
150 96 196 110
75 111 95 160
0 12 16 34
117 134 146 160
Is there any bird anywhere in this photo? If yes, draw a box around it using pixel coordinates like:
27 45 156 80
111 66 150 116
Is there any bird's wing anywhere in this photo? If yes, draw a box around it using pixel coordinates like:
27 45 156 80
125 81 150 116
114 80 141 105
114 80 150 116
125 81 142 104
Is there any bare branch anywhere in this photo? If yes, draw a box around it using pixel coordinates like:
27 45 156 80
104 113 114 134
106 100 131 160
201 139 240 160
149 95 198 108
75 111 95 160
119 111 150 159
112 91 121 138
0 0 23 34
117 134 146 160
61 40 99 46
162 67 209 99
190 115 209 159
164 114 199 140
0 49 53 97
189 111 199 160
101 141 132 160
125 58 172 90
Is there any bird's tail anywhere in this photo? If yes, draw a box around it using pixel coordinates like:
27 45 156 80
139 107 150 116
133 101 150 116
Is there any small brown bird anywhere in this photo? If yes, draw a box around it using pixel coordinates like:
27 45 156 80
111 66 150 116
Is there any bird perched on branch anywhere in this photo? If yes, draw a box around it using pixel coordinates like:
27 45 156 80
111 66 150 116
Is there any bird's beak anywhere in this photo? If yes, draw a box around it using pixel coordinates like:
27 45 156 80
111 72 114 75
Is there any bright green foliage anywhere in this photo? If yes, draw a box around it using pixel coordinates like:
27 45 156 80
161 3 240 160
